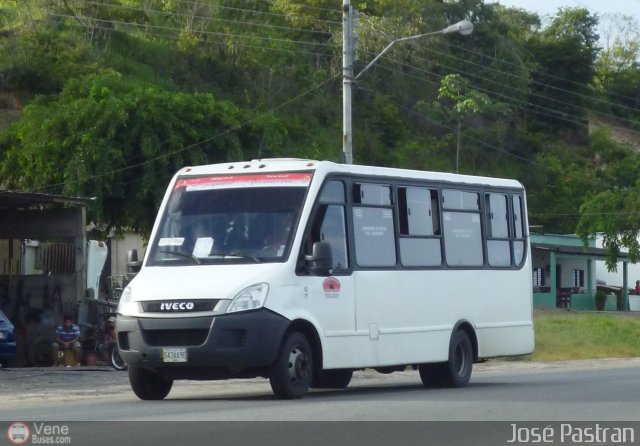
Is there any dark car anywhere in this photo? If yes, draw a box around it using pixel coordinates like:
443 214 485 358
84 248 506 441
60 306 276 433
0 310 16 367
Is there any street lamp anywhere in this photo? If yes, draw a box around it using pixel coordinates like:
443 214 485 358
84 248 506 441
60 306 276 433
342 13 474 165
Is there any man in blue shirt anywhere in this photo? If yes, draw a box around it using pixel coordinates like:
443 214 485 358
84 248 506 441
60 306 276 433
52 315 81 367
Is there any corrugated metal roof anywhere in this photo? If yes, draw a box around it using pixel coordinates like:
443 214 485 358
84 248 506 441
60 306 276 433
0 189 91 208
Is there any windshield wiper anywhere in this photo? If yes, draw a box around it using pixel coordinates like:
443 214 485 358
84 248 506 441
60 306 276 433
158 249 201 264
224 251 262 263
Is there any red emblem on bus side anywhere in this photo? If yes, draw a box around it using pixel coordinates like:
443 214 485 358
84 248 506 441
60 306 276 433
322 277 341 298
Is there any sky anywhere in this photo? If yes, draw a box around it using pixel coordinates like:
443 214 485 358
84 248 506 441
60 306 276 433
489 0 639 19
487 0 640 44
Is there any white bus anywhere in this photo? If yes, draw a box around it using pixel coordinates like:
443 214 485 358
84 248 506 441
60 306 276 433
116 159 534 400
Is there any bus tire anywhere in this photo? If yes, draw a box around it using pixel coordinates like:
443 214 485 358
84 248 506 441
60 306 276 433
418 363 442 387
110 345 128 371
441 329 473 388
312 369 353 389
269 331 313 399
129 366 173 400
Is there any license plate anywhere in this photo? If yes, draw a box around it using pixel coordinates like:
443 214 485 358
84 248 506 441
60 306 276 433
162 348 187 363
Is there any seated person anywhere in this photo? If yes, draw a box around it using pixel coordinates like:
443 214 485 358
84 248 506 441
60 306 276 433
51 314 82 367
97 316 117 362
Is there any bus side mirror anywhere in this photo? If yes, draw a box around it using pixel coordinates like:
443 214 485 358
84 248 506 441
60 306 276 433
305 242 333 276
126 249 142 281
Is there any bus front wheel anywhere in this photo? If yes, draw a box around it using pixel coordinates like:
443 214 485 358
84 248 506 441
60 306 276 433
129 366 173 400
269 331 313 399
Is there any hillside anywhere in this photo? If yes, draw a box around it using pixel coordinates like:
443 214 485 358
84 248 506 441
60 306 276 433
589 115 640 152
0 0 639 241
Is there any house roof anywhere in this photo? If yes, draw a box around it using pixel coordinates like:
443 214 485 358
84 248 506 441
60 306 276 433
0 189 91 209
530 233 628 261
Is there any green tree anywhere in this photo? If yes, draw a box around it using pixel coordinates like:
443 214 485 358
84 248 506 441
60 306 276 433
434 74 509 173
526 7 600 134
0 70 286 235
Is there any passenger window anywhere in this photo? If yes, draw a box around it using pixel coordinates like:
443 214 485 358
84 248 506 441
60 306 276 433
485 193 511 267
443 211 483 266
398 186 442 267
398 187 439 236
513 195 524 239
512 195 525 265
486 194 509 238
442 190 479 211
353 183 392 206
442 189 483 266
352 207 396 267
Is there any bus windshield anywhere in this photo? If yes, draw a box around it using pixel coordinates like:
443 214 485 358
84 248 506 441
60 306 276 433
147 173 310 266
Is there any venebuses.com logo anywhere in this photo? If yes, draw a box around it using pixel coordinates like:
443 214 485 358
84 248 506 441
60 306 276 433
6 421 72 444
7 422 30 445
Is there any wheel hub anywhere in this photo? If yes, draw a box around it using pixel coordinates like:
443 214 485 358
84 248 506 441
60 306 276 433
288 346 310 383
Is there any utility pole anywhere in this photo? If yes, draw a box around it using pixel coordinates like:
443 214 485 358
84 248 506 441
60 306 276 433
342 0 354 165
342 16 473 165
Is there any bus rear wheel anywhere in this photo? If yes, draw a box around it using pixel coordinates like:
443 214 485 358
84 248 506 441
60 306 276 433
419 330 473 388
442 329 473 387
129 366 173 400
312 369 353 389
269 331 313 399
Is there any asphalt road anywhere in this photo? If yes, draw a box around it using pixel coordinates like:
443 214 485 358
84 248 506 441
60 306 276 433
1 358 639 422
2 360 639 446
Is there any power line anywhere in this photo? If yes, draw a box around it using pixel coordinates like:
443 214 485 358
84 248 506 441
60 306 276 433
39 18 335 58
360 15 640 114
212 0 342 16
73 0 337 36
127 0 342 25
29 72 341 194
48 13 340 48
370 46 640 137
421 41 640 120
354 21 640 135
432 38 640 112
366 21 640 121
362 50 594 131
356 80 556 171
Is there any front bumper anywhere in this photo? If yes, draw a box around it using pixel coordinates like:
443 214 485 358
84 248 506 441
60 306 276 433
116 308 289 378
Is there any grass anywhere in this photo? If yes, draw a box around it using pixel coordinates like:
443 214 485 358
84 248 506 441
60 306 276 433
526 309 640 361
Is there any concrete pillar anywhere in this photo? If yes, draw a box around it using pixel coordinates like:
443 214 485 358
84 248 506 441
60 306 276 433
623 261 629 311
586 258 593 297
550 251 557 307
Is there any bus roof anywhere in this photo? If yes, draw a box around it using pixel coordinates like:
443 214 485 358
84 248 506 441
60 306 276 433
175 159 524 190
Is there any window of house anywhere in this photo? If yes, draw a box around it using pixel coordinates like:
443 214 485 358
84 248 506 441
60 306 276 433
572 269 585 288
533 267 545 287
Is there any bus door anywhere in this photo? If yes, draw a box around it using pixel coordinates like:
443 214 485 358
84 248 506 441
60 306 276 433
298 181 356 368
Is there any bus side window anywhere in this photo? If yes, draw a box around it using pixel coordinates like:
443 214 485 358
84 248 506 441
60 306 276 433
302 204 349 272
398 186 442 267
300 180 349 272
320 205 348 270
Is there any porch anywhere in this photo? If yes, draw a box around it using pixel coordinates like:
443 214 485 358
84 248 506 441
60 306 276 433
530 234 631 311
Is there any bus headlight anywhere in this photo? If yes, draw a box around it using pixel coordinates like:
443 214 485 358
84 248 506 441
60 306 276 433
117 285 138 316
227 283 269 313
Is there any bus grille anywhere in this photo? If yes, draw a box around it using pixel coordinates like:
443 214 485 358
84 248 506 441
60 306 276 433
141 300 219 313
143 329 209 347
